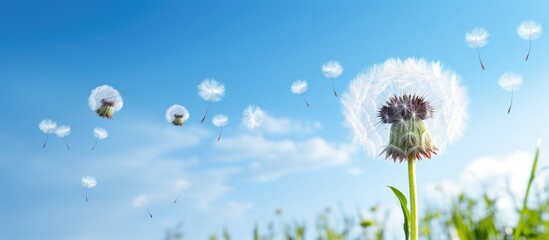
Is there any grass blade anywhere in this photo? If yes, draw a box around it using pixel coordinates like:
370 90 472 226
514 138 541 240
388 185 410 240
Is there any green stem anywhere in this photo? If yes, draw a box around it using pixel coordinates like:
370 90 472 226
408 155 418 240
514 140 541 239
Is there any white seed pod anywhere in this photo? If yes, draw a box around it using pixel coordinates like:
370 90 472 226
341 58 468 157
198 79 225 102
93 127 108 140
212 114 228 127
39 119 57 134
291 80 308 95
88 85 124 112
165 105 190 123
322 61 343 78
55 125 71 137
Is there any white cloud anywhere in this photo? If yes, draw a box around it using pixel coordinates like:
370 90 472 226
182 167 242 210
216 201 254 219
211 113 355 181
424 150 543 223
245 112 322 135
346 167 364 176
214 134 353 181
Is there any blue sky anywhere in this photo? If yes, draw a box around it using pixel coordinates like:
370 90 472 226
2 0 549 239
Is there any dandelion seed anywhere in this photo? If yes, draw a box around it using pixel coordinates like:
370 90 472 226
498 72 523 114
322 61 344 97
81 176 97 202
165 105 190 126
212 114 229 141
198 79 225 124
243 105 265 130
88 85 123 119
133 194 153 218
55 125 71 150
465 27 489 70
517 21 542 61
172 179 191 204
91 127 108 151
341 58 468 239
39 119 57 149
291 80 310 107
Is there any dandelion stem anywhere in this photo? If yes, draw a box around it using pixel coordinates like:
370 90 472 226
476 47 485 70
408 155 418 240
201 101 212 124
91 139 98 151
145 207 153 218
525 38 532 61
64 138 70 151
42 135 49 149
173 191 182 204
508 86 514 114
514 139 541 240
301 94 310 107
217 127 222 142
331 79 338 97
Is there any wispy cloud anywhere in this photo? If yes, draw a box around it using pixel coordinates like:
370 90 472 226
215 135 353 181
346 167 364 176
213 113 355 181
248 112 322 135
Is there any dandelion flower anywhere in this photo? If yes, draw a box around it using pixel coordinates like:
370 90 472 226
341 58 468 239
212 114 229 141
91 127 108 151
465 27 489 70
88 85 123 119
517 21 542 61
291 80 310 107
165 104 190 126
198 79 225 124
55 125 71 150
81 176 97 202
243 105 265 130
322 61 344 97
133 194 152 218
498 72 523 114
172 178 191 204
39 119 57 149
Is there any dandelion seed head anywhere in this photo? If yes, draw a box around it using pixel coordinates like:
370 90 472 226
291 80 308 94
378 94 433 124
198 79 225 102
133 194 148 208
322 61 343 79
39 119 57 133
517 21 542 40
465 27 489 48
341 58 468 159
81 176 97 188
93 127 108 140
243 105 265 129
498 72 523 92
55 125 71 137
175 179 191 190
88 85 123 112
212 114 229 127
165 104 190 125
